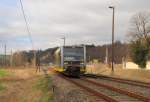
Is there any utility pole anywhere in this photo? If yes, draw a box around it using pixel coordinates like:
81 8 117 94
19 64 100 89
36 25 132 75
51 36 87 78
61 37 66 46
105 45 108 64
34 50 36 68
4 44 6 67
109 6 115 72
0 44 2 67
10 50 13 67
35 50 41 72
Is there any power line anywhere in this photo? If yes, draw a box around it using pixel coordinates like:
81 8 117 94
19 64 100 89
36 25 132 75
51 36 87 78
19 0 34 49
19 0 37 68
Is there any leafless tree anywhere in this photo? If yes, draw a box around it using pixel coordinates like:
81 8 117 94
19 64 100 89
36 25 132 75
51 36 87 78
129 11 150 44
12 51 29 67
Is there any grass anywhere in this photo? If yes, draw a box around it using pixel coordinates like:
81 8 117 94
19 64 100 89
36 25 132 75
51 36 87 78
33 75 53 102
0 82 5 91
0 69 8 91
0 69 9 78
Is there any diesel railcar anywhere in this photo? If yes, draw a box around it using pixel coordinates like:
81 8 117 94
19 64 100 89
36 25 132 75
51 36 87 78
54 46 86 77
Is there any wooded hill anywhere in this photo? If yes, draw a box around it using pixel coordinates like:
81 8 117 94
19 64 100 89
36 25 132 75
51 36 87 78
8 41 129 66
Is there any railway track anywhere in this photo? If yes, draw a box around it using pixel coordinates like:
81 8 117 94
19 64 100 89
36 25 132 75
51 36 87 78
81 78 150 102
58 74 150 102
84 74 150 97
96 75 150 88
61 76 117 102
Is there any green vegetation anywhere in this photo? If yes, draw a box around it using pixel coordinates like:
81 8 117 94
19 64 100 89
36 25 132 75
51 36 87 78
130 39 149 68
0 69 8 92
0 69 9 78
129 12 150 68
33 76 53 102
0 82 5 91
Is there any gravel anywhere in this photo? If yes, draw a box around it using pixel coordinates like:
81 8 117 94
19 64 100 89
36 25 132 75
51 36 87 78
75 79 141 102
51 74 105 102
88 77 150 97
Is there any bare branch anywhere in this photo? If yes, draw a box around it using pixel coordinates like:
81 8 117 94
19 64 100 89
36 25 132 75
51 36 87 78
129 11 150 41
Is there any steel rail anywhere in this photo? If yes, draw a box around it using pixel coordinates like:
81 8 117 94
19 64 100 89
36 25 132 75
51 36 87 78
59 75 118 102
98 75 150 88
81 78 150 102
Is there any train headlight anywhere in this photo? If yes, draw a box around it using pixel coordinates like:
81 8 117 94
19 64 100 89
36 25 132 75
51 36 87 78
64 62 68 65
64 66 67 70
80 62 84 65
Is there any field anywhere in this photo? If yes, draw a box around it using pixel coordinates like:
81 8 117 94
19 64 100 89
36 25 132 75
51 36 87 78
0 64 150 102
87 63 150 82
0 68 53 102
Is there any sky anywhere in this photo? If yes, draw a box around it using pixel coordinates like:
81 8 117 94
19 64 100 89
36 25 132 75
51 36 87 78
0 0 150 53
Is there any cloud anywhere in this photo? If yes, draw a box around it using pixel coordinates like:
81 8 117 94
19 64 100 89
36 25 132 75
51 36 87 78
0 0 150 53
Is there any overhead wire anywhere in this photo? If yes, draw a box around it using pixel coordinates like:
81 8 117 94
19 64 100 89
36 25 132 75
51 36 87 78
19 0 34 50
19 0 38 70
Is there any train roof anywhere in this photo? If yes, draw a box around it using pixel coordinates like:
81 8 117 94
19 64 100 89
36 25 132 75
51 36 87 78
54 45 85 53
62 45 85 48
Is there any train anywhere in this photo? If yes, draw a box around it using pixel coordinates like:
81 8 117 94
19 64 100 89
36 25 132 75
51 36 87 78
54 45 86 77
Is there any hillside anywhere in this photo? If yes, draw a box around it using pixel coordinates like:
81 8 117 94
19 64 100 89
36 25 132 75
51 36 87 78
3 42 129 67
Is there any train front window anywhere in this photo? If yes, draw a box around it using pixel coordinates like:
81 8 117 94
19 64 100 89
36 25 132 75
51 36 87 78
64 56 83 61
64 48 84 61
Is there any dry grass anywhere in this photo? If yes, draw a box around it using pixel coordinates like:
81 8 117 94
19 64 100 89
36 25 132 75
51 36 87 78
87 63 150 82
0 68 53 102
33 75 53 102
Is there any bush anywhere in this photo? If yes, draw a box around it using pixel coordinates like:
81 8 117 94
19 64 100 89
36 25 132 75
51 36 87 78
130 40 149 68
